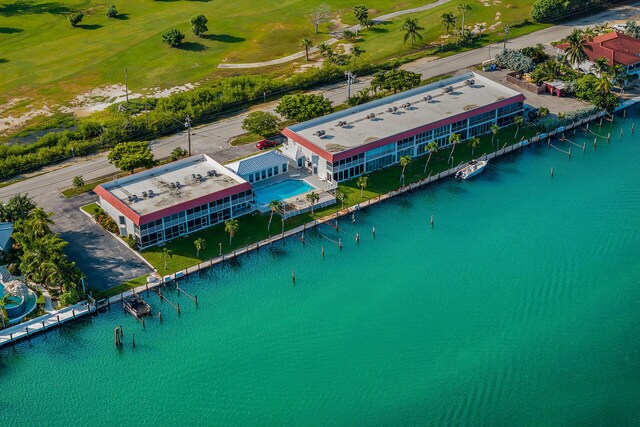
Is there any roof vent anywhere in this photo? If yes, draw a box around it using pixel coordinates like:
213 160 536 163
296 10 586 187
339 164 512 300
404 102 411 108
368 113 376 120
443 86 454 94
465 79 475 86
387 108 393 113
148 189 154 197
175 181 181 188
170 182 176 189
127 195 134 202
142 191 148 198
335 120 348 127
393 106 398 112
424 95 433 102
197 174 202 180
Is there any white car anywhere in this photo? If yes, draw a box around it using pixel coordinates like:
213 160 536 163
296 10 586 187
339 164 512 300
613 23 627 32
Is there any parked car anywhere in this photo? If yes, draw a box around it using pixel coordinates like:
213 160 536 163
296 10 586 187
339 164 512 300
256 139 277 150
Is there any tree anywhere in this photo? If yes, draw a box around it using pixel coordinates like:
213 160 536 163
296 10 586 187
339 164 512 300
357 176 369 197
225 219 239 244
562 29 589 68
317 43 332 57
532 59 562 83
591 56 610 77
448 133 461 163
354 4 369 25
194 237 206 257
72 175 84 189
470 136 480 156
537 107 549 118
490 124 499 146
520 43 548 63
457 3 471 35
399 155 412 185
191 14 208 37
169 147 188 161
106 5 117 18
108 141 155 174
275 94 333 122
401 17 424 46
310 3 331 34
300 37 313 61
267 200 282 232
423 141 438 174
242 111 280 137
0 194 36 222
68 12 84 27
351 45 364 61
343 29 356 41
162 28 185 48
27 207 55 239
1 293 19 325
371 69 421 94
162 248 173 270
513 115 524 138
306 191 320 214
595 74 612 96
441 12 456 35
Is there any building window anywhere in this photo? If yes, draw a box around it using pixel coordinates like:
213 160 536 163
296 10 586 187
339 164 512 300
267 168 273 177
119 216 126 225
283 163 288 172
274 165 279 175
261 170 267 179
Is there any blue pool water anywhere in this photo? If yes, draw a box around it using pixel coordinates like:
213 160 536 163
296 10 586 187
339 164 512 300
253 179 314 205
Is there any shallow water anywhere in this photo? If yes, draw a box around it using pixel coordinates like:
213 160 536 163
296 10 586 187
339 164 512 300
2 111 640 426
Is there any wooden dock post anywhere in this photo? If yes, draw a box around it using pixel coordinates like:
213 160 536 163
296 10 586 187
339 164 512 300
568 147 572 158
42 321 46 336
9 332 14 344
338 238 342 250
26 327 30 342
114 326 122 348
195 295 198 306
430 215 434 228
132 332 136 349
177 303 181 316
57 315 61 327
620 128 623 138
550 167 554 178
72 309 76 320
292 270 295 285
607 132 610 142
321 245 325 257
355 232 359 243
158 311 163 323
593 138 597 149
107 298 111 311
372 226 376 238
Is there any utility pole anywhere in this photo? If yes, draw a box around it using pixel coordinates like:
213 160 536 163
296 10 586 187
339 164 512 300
125 68 129 103
503 25 510 50
185 115 192 156
144 99 149 127
345 71 356 99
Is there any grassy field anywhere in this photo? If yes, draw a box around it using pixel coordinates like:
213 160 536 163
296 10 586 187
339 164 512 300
141 123 537 276
0 0 430 107
0 0 541 118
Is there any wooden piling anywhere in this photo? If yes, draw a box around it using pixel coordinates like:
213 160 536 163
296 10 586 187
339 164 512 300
355 232 360 243
57 315 61 327
321 245 325 257
158 311 163 323
372 226 376 238
132 332 136 349
593 138 597 149
632 123 635 134
292 270 296 285
9 332 13 344
72 309 76 320
42 321 46 335
26 327 30 342
338 238 342 250
550 167 554 177
430 215 434 228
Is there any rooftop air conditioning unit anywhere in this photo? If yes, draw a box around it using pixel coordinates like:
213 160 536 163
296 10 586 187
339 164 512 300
127 195 134 202
393 106 398 112
425 95 432 102
148 189 154 196
404 102 411 108
175 181 181 188
142 191 148 198
387 108 393 113
170 182 176 189
368 113 375 119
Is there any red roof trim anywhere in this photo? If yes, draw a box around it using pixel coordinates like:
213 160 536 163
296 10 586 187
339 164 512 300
281 128 334 162
138 182 252 224
94 185 142 226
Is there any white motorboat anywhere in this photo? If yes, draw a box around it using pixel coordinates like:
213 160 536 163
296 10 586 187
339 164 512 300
455 159 488 180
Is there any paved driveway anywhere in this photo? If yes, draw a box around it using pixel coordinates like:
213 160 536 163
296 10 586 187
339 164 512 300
41 191 151 291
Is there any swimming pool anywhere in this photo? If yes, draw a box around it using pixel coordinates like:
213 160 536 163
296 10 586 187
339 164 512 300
253 179 314 205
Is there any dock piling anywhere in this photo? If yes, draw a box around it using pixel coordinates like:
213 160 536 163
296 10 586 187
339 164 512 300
372 226 376 238
355 232 359 243
72 309 76 320
321 245 325 257
292 270 296 285
550 166 554 178
132 332 135 349
430 215 434 228
57 315 61 327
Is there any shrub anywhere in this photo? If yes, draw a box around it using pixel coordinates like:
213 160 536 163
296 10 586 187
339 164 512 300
106 5 118 18
242 111 280 137
275 93 333 122
72 175 84 189
494 49 536 72
169 147 189 161
67 12 84 27
191 14 208 37
162 29 185 47
95 210 120 234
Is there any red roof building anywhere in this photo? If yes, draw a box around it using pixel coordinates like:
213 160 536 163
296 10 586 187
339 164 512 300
556 31 640 74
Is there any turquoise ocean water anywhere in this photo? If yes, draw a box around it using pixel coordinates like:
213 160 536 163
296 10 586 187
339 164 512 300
2 111 640 426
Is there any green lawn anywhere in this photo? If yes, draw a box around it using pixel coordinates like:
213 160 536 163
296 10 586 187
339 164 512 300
0 0 432 109
80 202 101 216
92 275 148 299
142 123 537 276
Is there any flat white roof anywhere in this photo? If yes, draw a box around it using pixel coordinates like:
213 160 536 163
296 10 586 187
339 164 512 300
288 72 523 153
100 154 247 216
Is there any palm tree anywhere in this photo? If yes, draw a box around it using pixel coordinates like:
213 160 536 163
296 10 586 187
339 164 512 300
194 237 206 257
423 141 438 174
0 293 18 325
611 63 628 91
490 124 499 146
448 133 461 163
357 176 369 198
513 115 524 139
300 37 313 61
267 200 282 232
317 43 332 57
399 155 412 185
225 219 239 245
28 207 54 238
563 29 589 68
470 136 480 156
351 45 364 61
595 74 612 96
335 190 346 210
162 248 173 271
591 56 610 76
306 192 320 214
441 12 456 35
535 59 562 83
457 3 471 35
401 18 424 46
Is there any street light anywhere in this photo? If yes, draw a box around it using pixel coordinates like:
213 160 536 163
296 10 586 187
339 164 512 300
503 25 510 50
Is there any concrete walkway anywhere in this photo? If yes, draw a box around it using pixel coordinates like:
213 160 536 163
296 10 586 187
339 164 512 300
218 0 451 69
